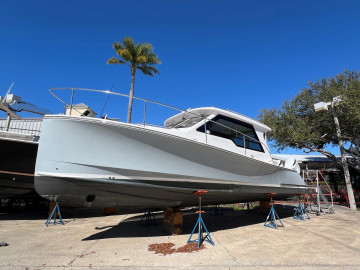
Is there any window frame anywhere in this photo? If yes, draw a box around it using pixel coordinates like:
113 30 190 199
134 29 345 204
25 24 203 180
196 115 265 153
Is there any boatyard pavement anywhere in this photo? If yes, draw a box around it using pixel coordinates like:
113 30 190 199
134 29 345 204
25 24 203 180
1 204 360 269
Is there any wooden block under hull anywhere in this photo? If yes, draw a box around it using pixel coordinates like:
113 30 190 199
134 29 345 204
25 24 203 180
163 207 183 235
104 207 116 215
259 200 271 214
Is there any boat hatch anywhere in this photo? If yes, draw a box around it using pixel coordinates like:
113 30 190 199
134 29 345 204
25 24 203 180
167 115 205 128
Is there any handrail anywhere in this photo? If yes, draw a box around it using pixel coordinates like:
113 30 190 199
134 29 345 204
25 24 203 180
318 171 334 209
316 171 321 212
49 88 270 154
49 87 185 114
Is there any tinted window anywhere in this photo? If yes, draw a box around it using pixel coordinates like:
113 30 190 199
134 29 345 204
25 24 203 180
197 115 264 152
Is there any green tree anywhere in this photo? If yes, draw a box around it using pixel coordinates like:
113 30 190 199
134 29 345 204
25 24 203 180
107 36 161 123
259 70 360 210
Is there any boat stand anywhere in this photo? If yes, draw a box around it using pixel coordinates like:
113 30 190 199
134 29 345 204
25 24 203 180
187 190 215 248
293 194 310 220
139 208 158 227
264 193 284 229
209 204 224 216
45 202 64 227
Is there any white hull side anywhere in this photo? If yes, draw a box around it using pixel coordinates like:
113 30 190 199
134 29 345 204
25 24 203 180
35 116 308 208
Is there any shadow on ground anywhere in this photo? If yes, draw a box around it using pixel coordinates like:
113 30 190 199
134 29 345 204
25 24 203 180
82 205 296 241
0 207 123 221
0 208 49 220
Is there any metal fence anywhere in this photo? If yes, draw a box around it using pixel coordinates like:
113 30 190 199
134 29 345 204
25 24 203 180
0 118 42 136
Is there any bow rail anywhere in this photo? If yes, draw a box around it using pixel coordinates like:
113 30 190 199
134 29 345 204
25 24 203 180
49 87 270 154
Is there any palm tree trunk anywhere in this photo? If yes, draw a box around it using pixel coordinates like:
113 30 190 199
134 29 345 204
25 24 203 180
127 67 136 123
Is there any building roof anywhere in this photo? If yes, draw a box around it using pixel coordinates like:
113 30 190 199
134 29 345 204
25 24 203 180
66 103 88 108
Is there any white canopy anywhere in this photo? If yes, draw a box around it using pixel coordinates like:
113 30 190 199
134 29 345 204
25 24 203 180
164 107 271 132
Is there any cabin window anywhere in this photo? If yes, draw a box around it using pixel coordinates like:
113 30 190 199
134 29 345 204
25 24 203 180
197 115 264 152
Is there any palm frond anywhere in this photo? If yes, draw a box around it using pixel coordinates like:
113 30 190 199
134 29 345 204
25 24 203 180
136 55 147 63
146 65 160 75
107 57 126 65
138 43 152 55
118 49 133 62
122 36 135 47
145 54 161 65
137 66 154 76
113 42 123 52
122 36 137 58
137 65 160 76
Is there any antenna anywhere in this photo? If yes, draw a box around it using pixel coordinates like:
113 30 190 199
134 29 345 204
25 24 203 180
2 82 14 103
100 83 114 118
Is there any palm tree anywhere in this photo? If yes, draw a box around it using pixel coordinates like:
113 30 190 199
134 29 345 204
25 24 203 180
107 36 161 123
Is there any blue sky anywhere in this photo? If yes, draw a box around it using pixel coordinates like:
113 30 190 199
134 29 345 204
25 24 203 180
1 0 359 155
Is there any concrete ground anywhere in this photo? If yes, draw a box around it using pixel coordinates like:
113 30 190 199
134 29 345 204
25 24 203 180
0 204 359 270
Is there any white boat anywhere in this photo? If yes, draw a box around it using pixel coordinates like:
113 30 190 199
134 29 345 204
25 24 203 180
34 88 309 210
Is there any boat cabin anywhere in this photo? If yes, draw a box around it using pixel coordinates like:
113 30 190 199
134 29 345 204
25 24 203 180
164 107 273 164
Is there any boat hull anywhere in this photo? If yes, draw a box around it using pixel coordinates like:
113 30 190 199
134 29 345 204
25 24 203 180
35 116 309 208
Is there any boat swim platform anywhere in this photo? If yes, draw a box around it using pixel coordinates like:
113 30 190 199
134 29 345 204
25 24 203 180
0 204 359 269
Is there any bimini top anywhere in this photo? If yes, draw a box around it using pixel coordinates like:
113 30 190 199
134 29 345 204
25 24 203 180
164 107 271 133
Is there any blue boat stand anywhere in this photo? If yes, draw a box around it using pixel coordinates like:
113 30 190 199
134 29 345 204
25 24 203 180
139 208 158 226
45 202 64 227
264 193 284 229
293 195 311 220
187 190 215 248
264 204 284 229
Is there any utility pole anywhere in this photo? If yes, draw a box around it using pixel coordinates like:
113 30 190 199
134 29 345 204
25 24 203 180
330 102 357 210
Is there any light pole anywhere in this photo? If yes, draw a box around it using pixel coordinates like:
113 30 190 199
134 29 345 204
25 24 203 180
314 97 357 210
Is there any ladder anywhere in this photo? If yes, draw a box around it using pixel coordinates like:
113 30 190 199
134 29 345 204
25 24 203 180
303 170 335 215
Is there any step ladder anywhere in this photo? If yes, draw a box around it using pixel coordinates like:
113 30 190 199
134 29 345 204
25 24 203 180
303 170 335 215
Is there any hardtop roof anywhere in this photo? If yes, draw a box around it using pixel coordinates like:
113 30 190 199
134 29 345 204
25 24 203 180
164 107 271 132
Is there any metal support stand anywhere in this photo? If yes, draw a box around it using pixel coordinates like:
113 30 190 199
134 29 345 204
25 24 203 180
294 201 311 220
139 208 157 227
293 194 310 220
209 204 223 216
45 202 64 227
264 193 284 229
188 190 215 248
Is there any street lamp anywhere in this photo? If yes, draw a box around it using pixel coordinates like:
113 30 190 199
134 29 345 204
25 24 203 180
314 97 357 210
